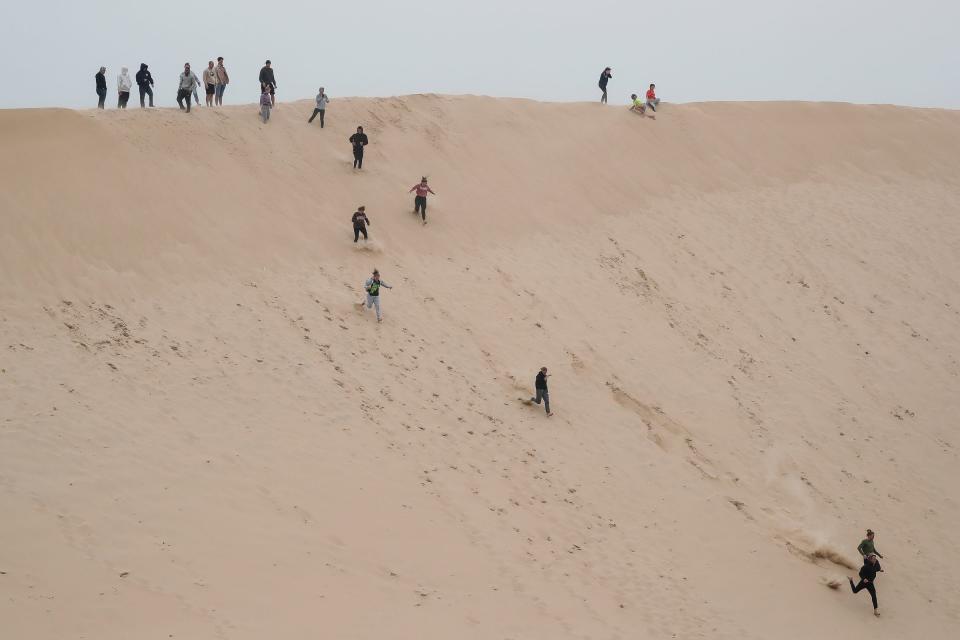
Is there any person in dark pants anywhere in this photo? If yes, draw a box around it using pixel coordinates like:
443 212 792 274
117 67 132 108
95 67 107 108
352 206 371 242
136 63 154 108
349 126 369 169
308 87 329 126
409 177 437 224
598 67 612 104
530 367 553 416
849 554 883 616
176 63 197 112
259 60 277 106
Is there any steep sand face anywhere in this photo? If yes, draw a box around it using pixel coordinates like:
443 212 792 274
1 97 959 639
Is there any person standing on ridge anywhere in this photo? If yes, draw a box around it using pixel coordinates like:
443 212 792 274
349 126 369 169
352 206 371 242
362 269 392 323
530 367 553 416
849 554 883 616
259 60 277 106
136 63 154 108
176 63 197 112
857 529 884 559
259 85 272 123
202 61 217 107
409 177 436 225
308 87 329 127
190 67 203 107
214 57 229 105
95 67 107 109
117 67 132 108
598 67 612 104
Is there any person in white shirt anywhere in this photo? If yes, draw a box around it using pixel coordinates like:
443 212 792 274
116 67 133 108
202 61 217 107
308 87 329 127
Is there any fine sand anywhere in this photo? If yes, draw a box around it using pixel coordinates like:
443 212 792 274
1 96 959 639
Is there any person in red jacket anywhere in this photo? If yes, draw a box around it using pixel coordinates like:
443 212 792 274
409 177 437 225
645 84 659 113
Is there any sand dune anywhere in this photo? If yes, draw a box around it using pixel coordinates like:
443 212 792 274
1 96 959 639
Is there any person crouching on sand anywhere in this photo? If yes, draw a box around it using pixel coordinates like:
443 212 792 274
260 86 272 123
530 367 553 416
645 83 659 114
629 93 645 114
352 206 371 242
362 269 392 322
849 553 883 616
409 177 436 224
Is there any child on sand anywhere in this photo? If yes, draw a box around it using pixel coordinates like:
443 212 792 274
645 84 659 114
352 206 371 242
849 554 883 616
629 93 645 114
362 269 392 322
409 177 436 224
260 87 272 123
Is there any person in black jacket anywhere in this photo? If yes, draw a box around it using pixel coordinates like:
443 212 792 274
529 367 553 416
352 206 371 242
349 126 369 169
136 63 154 108
849 554 883 616
259 60 277 106
95 67 107 108
599 67 612 104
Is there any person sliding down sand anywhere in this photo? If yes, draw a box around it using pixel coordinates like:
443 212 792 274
629 93 645 115
530 367 553 416
352 206 371 242
362 269 392 322
409 177 436 224
259 87 272 123
849 554 883 616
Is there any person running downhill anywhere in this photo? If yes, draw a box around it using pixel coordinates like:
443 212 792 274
530 367 553 416
259 60 277 106
202 61 217 107
352 206 371 242
362 269 392 323
95 67 107 109
117 67 132 108
308 87 329 127
857 529 884 559
599 67 612 104
349 126 369 169
214 57 229 105
259 85 272 123
849 554 883 616
177 63 198 112
136 63 154 108
409 177 436 224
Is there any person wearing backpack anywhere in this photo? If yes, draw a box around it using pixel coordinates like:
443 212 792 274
362 269 392 322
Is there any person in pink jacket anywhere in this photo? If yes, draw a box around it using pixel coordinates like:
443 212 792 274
409 177 437 225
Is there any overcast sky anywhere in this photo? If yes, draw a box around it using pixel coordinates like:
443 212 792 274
1 0 957 109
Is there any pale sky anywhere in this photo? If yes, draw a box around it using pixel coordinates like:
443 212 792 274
1 0 957 109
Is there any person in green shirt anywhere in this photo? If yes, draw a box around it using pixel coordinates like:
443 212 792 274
857 529 883 559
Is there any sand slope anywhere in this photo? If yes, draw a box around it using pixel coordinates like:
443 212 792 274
1 97 959 639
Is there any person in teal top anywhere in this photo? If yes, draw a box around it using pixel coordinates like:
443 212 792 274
857 529 883 559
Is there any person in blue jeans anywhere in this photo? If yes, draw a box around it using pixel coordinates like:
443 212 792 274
530 367 553 416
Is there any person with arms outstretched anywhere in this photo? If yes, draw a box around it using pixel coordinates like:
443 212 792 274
349 126 369 169
409 177 436 224
136 63 154 108
362 269 392 322
308 87 329 127
95 67 107 109
849 554 883 616
259 60 277 106
530 367 553 416
599 67 612 104
352 206 371 242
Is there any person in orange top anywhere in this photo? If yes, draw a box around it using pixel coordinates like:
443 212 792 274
409 177 437 225
645 84 659 113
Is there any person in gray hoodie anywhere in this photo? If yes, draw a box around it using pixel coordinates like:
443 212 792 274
361 269 392 323
116 67 133 108
308 87 329 127
176 63 198 112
